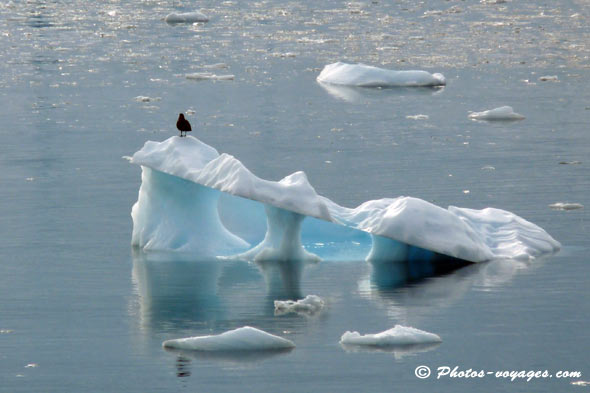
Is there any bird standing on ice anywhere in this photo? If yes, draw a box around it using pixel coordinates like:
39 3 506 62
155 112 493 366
176 113 192 137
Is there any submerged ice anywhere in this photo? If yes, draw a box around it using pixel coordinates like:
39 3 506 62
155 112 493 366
317 62 446 87
130 136 560 263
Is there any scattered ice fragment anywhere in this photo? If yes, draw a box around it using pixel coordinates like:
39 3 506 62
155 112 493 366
202 63 228 69
24 363 38 368
571 381 590 387
274 295 325 316
481 165 495 170
406 114 429 120
539 75 558 82
463 190 470 194
549 203 583 211
340 325 441 346
186 73 235 81
185 109 196 115
468 106 525 121
25 177 35 181
165 11 209 24
558 161 581 165
317 62 446 87
134 96 161 103
0 329 13 334
162 326 295 351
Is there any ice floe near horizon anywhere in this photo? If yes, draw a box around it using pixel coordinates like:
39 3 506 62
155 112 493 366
468 106 525 121
186 73 235 81
549 202 583 211
340 325 442 347
130 136 560 263
274 295 325 316
317 62 446 88
162 326 295 351
165 11 209 24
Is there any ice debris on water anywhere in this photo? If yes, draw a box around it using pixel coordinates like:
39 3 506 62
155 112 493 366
162 326 295 351
468 106 525 121
165 11 209 24
317 62 446 87
340 325 442 347
274 295 325 316
539 75 558 82
186 73 235 81
406 114 429 120
135 96 161 103
549 203 583 211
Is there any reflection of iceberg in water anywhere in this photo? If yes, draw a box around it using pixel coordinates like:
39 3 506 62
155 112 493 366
317 81 444 103
340 341 441 359
165 346 293 369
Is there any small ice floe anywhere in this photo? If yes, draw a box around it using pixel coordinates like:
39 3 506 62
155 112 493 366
274 295 325 316
340 325 442 347
558 161 581 165
317 62 446 87
201 63 229 69
549 202 583 211
185 109 196 115
468 106 525 121
24 363 38 368
571 381 590 387
406 114 429 120
165 11 209 24
186 73 234 81
162 326 295 351
539 75 558 82
271 52 298 58
0 329 13 334
481 165 496 170
134 96 161 103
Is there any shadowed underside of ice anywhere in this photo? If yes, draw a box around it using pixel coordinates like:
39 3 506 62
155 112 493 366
468 106 525 121
317 62 446 87
165 11 208 24
340 325 442 347
162 326 295 351
130 136 560 263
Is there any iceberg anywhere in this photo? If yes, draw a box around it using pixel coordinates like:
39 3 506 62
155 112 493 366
165 11 209 24
162 326 295 351
129 136 560 264
317 62 446 87
468 106 525 121
274 295 325 316
340 325 442 347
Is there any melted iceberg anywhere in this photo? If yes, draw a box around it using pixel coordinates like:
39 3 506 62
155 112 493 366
162 326 295 351
129 136 560 263
468 106 525 121
317 62 446 87
340 325 442 346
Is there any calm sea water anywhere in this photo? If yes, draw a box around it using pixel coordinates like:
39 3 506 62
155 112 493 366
1 1 589 392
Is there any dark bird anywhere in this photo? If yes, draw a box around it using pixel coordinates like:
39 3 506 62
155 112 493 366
176 113 192 137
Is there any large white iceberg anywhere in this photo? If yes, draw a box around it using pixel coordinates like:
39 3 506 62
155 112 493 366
163 326 295 351
317 62 446 87
129 136 560 263
340 325 442 346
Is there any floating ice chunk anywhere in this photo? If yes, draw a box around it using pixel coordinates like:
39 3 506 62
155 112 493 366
130 136 560 262
274 295 325 316
186 73 235 81
340 325 441 347
539 75 558 82
165 11 209 24
162 326 295 351
317 62 446 87
558 161 581 165
134 96 161 103
468 106 525 121
202 63 229 69
549 202 583 211
406 114 429 120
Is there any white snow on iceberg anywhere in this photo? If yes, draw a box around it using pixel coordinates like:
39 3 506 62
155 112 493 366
468 106 525 121
162 326 295 351
340 325 442 346
317 62 446 87
274 295 325 316
165 11 209 24
130 136 560 263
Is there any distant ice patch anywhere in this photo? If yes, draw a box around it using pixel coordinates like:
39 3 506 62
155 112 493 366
274 295 325 316
165 11 209 24
406 114 429 120
340 325 442 347
549 202 583 211
468 106 525 121
186 73 235 81
162 326 295 351
317 62 446 87
539 75 558 82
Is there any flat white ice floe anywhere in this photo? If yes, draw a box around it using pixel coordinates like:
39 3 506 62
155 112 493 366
186 73 235 81
165 11 209 24
274 295 325 316
317 62 446 87
340 325 442 346
162 326 295 351
549 202 583 211
130 136 560 262
468 106 525 121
